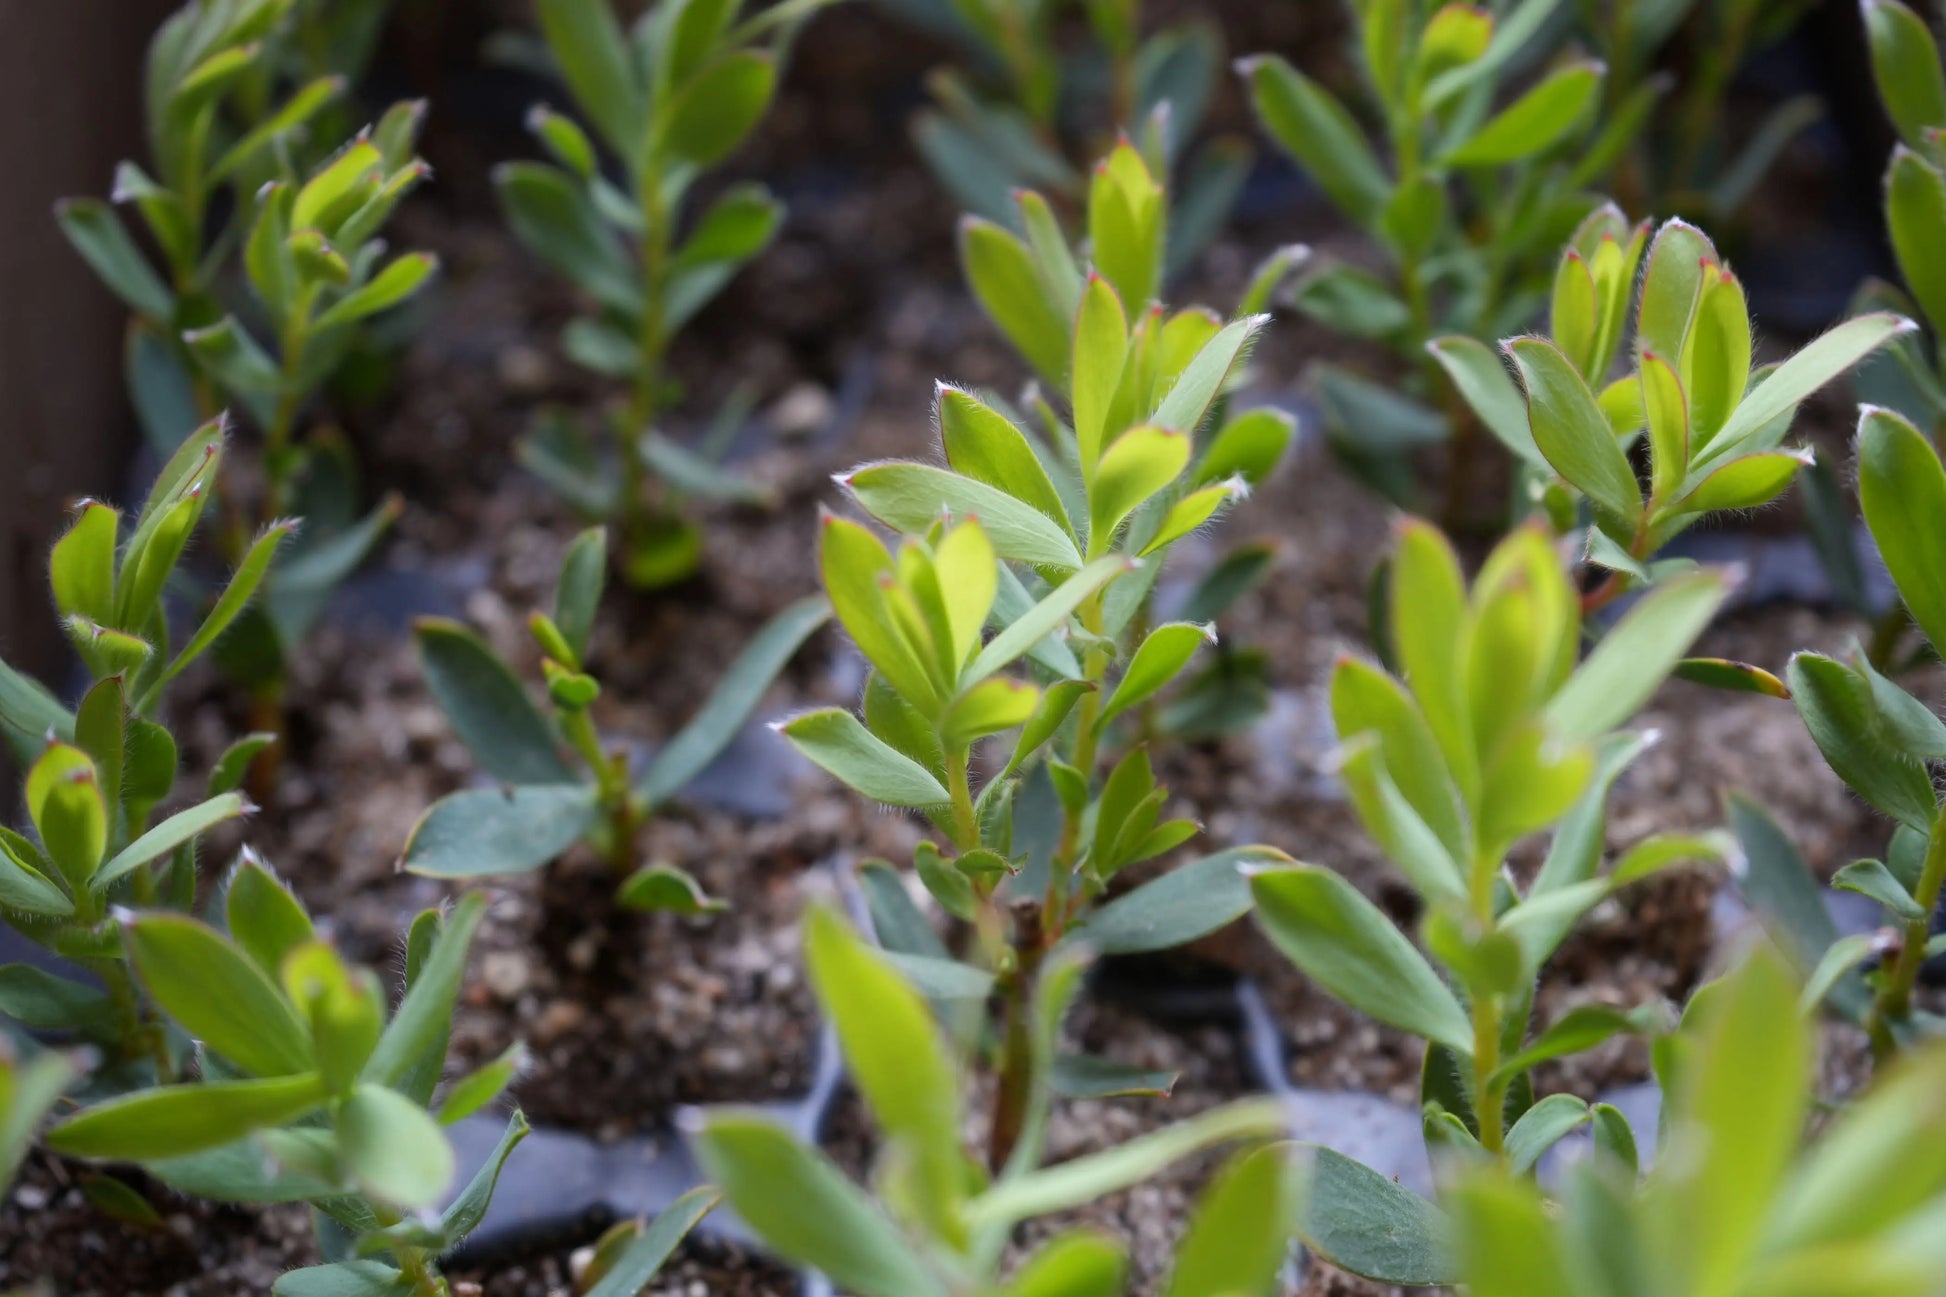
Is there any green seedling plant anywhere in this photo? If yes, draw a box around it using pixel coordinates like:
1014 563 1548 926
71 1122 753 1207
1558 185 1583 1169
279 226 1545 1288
1810 0 1946 667
1244 518 1735 1286
60 0 437 734
783 143 1299 1168
56 0 348 454
0 427 291 1075
691 905 1298 1296
961 140 1304 736
1727 406 1946 1066
186 99 434 523
1577 0 1821 221
179 104 434 723
40 881 529 1297
403 526 830 907
907 0 1250 282
1241 1 1639 511
1432 213 1911 618
1448 947 1946 1297
1858 0 1946 441
500 0 831 588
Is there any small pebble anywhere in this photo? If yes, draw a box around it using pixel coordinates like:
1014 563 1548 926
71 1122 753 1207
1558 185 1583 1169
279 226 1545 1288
480 951 531 1001
766 381 833 438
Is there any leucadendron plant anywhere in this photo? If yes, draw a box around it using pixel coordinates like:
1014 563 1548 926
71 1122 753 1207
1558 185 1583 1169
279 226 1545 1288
1243 518 1733 1284
1808 0 1946 667
906 0 1249 281
0 427 288 1074
402 526 829 907
783 139 1297 1168
500 0 833 588
1728 406 1946 1065
56 0 348 454
40 883 530 1297
1433 213 1912 610
1449 948 1946 1297
1240 3 1630 508
961 140 1304 735
1859 0 1946 442
690 906 1297 1296
60 0 436 727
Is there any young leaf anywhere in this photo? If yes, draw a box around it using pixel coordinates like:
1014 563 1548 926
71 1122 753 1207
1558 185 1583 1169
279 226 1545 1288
1504 1093 1592 1173
1151 315 1265 436
337 1083 455 1208
27 744 106 891
126 914 314 1078
662 51 776 165
535 0 643 154
1857 405 1946 655
616 864 727 915
584 1185 721 1297
842 463 1083 571
57 199 174 320
1089 426 1191 552
961 555 1132 686
777 709 951 807
965 1100 1282 1229
639 595 829 806
1006 1232 1128 1297
227 856 316 979
1428 337 1543 466
1296 1144 1456 1286
1072 845 1290 954
49 1074 330 1162
313 253 439 331
1243 56 1389 223
1506 336 1640 525
806 907 963 1224
1865 0 1946 149
1545 568 1731 743
1693 314 1915 472
402 784 601 878
937 386 1074 534
96 793 249 887
962 217 1069 387
1887 148 1946 337
1251 863 1473 1051
1096 622 1213 731
1163 1143 1298 1297
415 618 575 786
692 1112 946 1297
362 892 485 1098
1443 61 1603 166
1073 275 1131 475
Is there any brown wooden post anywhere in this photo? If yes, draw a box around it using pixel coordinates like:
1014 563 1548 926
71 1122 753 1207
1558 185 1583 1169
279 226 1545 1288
0 0 174 689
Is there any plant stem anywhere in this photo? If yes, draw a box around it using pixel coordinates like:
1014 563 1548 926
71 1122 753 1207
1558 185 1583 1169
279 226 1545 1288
264 389 299 521
564 708 638 872
1470 991 1506 1155
1045 595 1110 936
946 747 980 851
986 947 1039 1170
627 166 675 542
374 1207 449 1297
1871 811 1946 1059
